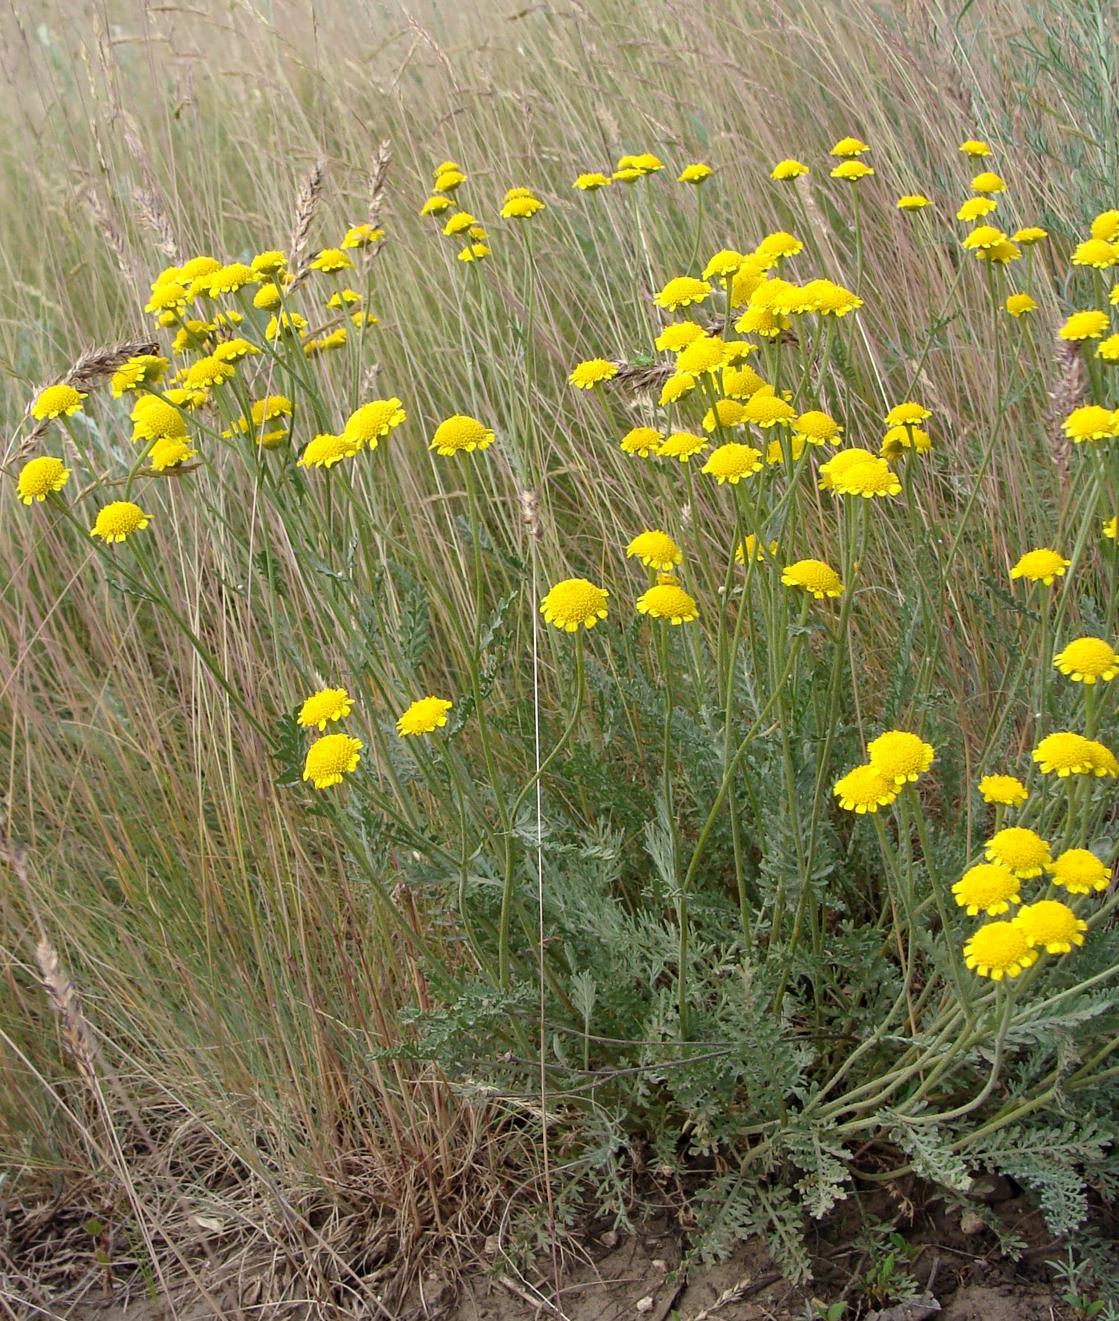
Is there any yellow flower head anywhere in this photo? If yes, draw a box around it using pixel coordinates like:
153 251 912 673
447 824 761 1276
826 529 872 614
434 169 466 192
17 456 70 504
573 172 612 191
881 425 931 458
341 223 384 249
884 402 931 427
831 136 869 157
148 437 195 471
831 160 874 182
771 158 810 180
961 224 1006 252
251 250 287 276
111 354 169 397
203 262 258 296
722 363 767 399
833 764 898 814
131 397 187 443
1009 547 1070 585
976 238 1021 264
767 433 806 465
677 163 713 184
1105 515 1118 540
1085 739 1119 777
755 231 804 265
791 410 841 446
420 194 452 216
702 442 763 485
1091 210 1119 242
703 398 749 433
303 733 363 789
817 447 878 490
430 414 494 456
964 921 1036 980
91 501 150 544
803 279 863 317
1033 731 1096 777
957 197 998 222
742 391 796 428
540 578 609 632
654 276 713 310
985 826 1051 877
952 864 1021 917
626 530 682 572
676 335 728 376
1054 636 1118 683
971 171 1006 194
656 321 705 352
397 696 453 737
308 248 354 274
616 152 664 176
736 534 777 564
269 312 311 343
1013 900 1087 955
184 355 235 390
897 194 930 211
703 249 749 281
501 190 545 219
1047 848 1112 895
978 774 1028 807
297 433 361 470
345 398 407 450
31 383 86 420
657 430 708 463
298 687 353 732
1005 293 1037 317
1013 226 1048 245
960 138 992 157
826 455 901 498
729 258 767 307
213 337 258 363
442 211 476 236
569 358 618 390
1062 404 1119 443
867 730 934 785
1060 310 1110 342
620 426 663 458
1072 238 1119 269
659 371 698 406
1096 333 1119 362
636 580 698 624
782 558 843 599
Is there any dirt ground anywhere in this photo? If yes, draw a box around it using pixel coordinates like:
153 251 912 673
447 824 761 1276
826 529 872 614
8 1182 1081 1321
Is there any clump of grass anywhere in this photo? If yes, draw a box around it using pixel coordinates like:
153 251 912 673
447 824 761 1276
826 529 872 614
1 0 1118 1310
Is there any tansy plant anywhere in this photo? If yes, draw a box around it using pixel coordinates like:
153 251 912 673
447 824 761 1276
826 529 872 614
5 16 1119 1295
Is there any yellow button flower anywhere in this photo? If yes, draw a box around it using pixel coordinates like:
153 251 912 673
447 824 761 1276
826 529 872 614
303 734 363 789
568 358 618 390
831 136 869 156
297 687 353 732
1053 636 1118 683
831 160 874 182
625 530 682 572
296 433 360 470
1059 310 1110 341
1033 731 1096 777
897 194 930 211
677 163 713 184
1072 238 1118 269
540 578 609 633
657 430 708 463
654 276 712 309
1013 900 1086 955
702 442 763 485
833 764 898 814
430 414 495 456
636 580 699 624
957 197 997 221
573 172 612 191
345 398 407 450
1005 293 1037 317
1048 848 1112 895
31 383 86 420
867 730 934 785
977 774 1028 807
771 158 809 180
952 864 1020 917
970 170 1006 194
90 501 151 544
1009 547 1070 584
396 696 453 737
620 427 663 458
782 558 843 599
964 921 1036 980
959 138 992 157
985 827 1051 877
17 456 70 505
1062 404 1119 443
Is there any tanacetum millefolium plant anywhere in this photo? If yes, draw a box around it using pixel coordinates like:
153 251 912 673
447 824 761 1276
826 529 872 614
13 137 1119 1279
